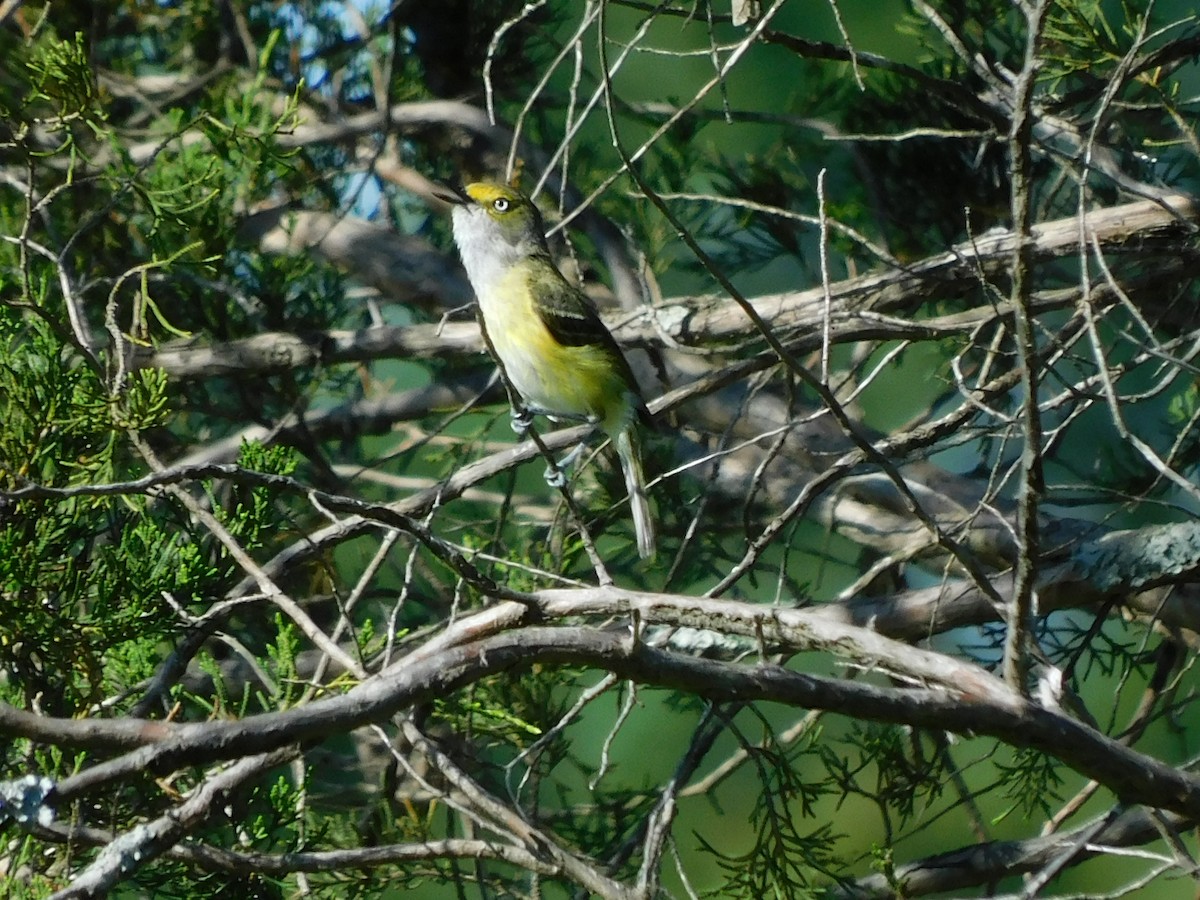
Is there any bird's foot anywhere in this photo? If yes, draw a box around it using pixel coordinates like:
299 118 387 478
543 442 586 487
510 407 534 435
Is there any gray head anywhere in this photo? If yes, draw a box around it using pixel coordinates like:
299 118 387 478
441 181 550 288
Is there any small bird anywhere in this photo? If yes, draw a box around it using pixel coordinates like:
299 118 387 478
438 180 655 559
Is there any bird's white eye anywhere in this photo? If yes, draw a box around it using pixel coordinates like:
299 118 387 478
492 197 510 213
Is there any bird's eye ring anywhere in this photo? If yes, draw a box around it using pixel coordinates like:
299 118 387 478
492 197 510 213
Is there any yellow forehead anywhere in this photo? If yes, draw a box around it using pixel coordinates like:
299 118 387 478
465 182 521 205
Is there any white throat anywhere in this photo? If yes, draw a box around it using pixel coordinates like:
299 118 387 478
451 206 524 305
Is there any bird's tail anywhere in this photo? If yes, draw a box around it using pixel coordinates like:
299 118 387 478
616 425 655 560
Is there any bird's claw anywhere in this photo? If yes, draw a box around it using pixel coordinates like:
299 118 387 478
510 408 534 435
543 442 586 488
557 442 585 471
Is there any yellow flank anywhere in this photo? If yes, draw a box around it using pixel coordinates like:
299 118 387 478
481 265 630 435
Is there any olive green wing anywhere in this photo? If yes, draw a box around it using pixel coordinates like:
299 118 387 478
531 272 653 422
528 271 613 344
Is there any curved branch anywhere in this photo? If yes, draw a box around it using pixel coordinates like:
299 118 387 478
835 807 1185 898
6 621 1198 824
35 824 559 878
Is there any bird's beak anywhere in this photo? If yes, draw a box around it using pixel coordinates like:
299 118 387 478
433 182 470 205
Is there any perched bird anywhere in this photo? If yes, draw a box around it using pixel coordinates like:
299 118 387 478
438 180 655 559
